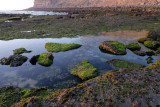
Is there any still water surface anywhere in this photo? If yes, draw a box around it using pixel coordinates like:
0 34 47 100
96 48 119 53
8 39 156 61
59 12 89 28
0 30 159 89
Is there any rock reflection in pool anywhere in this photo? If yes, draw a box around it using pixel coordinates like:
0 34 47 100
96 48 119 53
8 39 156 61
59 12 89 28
0 30 160 89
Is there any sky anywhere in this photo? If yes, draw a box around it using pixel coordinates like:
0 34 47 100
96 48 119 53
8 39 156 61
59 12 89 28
0 0 34 10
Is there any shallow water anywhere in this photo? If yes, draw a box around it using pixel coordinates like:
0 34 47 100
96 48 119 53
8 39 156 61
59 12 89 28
0 30 159 89
0 10 68 16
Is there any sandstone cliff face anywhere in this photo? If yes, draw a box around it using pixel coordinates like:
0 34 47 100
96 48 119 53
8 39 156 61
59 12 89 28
34 0 160 8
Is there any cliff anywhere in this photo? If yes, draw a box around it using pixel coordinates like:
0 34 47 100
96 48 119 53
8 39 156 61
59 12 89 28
34 0 160 8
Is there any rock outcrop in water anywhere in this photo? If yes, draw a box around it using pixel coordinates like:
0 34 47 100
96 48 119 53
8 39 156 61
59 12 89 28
34 0 160 8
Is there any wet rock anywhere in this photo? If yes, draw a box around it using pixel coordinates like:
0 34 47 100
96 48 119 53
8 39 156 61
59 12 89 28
146 50 155 56
45 42 82 52
13 48 32 55
0 55 28 67
107 59 145 69
37 53 54 67
29 55 40 65
126 43 141 51
99 41 126 55
147 30 160 40
71 60 98 80
144 40 160 49
133 51 146 56
146 57 153 64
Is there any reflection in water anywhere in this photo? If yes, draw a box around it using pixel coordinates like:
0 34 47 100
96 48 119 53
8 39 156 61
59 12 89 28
0 30 159 89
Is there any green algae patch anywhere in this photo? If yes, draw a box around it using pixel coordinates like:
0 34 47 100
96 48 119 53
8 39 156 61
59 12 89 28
146 60 160 69
137 37 153 43
146 50 156 56
71 60 98 80
45 43 82 52
37 53 54 66
107 59 145 69
144 41 160 49
146 57 153 64
0 86 51 107
126 43 141 51
13 48 32 55
99 41 126 55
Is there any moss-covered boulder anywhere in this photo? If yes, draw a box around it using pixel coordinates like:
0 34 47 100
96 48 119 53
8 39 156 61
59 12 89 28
45 43 82 52
99 41 126 55
146 50 155 56
71 60 98 80
126 43 141 51
107 59 145 69
146 57 153 64
0 55 28 67
133 51 146 56
137 37 152 43
13 48 32 55
37 53 54 66
144 41 160 49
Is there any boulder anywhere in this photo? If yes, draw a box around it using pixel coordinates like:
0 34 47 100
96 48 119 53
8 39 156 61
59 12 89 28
71 60 98 80
99 41 126 55
0 55 28 67
126 43 141 51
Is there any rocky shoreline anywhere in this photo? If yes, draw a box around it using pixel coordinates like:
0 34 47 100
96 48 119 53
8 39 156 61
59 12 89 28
0 59 160 107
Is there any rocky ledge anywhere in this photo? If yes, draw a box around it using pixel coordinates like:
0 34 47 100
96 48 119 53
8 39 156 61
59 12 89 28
0 60 160 107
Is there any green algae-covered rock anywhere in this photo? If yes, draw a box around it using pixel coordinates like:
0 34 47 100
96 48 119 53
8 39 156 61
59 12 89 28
144 41 160 49
146 57 153 64
99 41 126 55
126 43 141 51
71 60 98 80
45 43 82 52
146 50 155 56
37 53 54 66
107 59 145 69
13 48 32 55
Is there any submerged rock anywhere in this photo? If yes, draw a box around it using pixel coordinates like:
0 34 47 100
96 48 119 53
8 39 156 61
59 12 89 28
146 50 156 56
45 42 82 52
146 57 153 64
71 60 98 80
107 59 145 69
126 43 141 51
13 48 32 55
0 55 28 67
99 41 126 55
37 53 54 67
133 51 146 56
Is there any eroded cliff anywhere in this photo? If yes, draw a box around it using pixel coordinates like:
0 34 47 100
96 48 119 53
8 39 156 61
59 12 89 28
34 0 160 8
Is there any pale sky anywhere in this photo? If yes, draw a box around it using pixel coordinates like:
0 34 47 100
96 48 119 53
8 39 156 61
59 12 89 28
0 0 34 10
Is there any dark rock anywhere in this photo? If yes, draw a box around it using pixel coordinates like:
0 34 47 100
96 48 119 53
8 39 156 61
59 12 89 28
0 55 28 67
133 51 146 56
146 57 153 64
146 50 155 56
147 30 160 40
29 55 39 65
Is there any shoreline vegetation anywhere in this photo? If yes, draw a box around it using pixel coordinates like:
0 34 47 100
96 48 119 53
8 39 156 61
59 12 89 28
0 7 160 106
